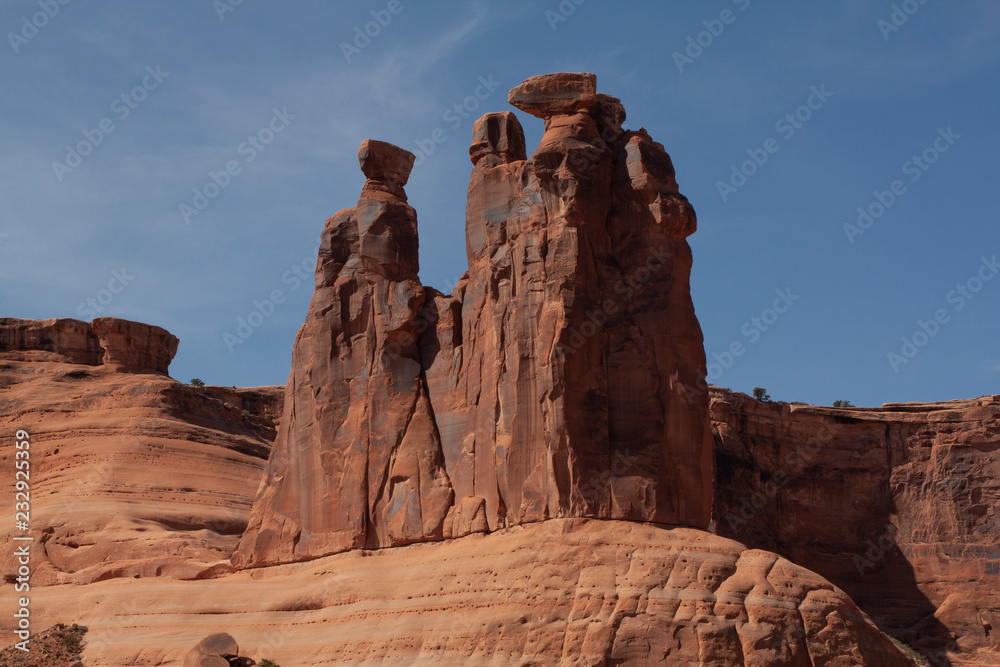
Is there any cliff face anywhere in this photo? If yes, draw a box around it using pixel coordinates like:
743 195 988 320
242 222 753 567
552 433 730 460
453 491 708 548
0 73 930 667
0 317 178 374
0 318 281 585
0 347 914 666
233 73 714 568
711 388 1000 665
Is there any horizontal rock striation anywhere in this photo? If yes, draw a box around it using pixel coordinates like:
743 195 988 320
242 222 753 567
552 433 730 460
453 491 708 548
27 520 916 666
711 388 1000 665
0 351 281 586
0 317 178 374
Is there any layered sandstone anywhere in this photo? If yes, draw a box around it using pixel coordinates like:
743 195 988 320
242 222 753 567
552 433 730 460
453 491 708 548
711 388 1000 665
24 520 914 666
235 72 713 567
0 317 179 374
0 336 281 585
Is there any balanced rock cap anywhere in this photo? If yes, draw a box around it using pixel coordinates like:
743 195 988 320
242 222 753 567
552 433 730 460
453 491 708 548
358 139 416 186
507 72 597 119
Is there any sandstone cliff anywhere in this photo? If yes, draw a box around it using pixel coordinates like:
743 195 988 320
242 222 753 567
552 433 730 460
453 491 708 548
0 318 281 584
0 317 178 374
0 347 915 664
711 388 1000 665
234 72 713 569
0 73 946 666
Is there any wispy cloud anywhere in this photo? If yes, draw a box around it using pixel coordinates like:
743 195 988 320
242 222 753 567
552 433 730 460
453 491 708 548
365 1 491 111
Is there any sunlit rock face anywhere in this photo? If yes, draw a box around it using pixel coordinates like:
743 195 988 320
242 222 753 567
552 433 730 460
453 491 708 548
234 73 714 568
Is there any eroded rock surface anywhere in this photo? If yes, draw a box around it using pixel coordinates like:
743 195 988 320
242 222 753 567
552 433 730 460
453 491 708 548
28 520 915 667
0 317 178 374
232 139 453 567
0 71 978 667
711 388 1000 665
0 349 280 585
234 72 714 568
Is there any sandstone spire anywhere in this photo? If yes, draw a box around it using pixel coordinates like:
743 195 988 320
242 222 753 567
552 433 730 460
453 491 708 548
234 73 714 567
233 139 453 567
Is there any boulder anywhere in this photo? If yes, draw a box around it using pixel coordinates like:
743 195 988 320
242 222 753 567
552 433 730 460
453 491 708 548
469 111 526 166
183 633 242 667
358 138 416 199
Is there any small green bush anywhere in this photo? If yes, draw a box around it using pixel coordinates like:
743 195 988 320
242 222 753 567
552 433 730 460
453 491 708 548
190 378 206 387
63 629 84 655
259 660 282 667
752 387 770 401
833 399 854 408
887 636 932 666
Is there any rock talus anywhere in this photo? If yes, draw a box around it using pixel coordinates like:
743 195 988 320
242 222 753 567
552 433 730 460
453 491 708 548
234 72 714 567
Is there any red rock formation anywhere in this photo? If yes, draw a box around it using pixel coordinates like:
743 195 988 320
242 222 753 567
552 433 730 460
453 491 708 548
23 520 916 666
0 72 941 664
0 317 102 365
0 316 178 374
183 633 242 667
455 74 711 531
235 72 714 567
233 140 454 567
91 317 178 375
0 331 280 585
0 349 916 665
711 388 1000 665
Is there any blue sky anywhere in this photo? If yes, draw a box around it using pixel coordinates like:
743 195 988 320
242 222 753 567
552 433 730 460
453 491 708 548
2 0 998 407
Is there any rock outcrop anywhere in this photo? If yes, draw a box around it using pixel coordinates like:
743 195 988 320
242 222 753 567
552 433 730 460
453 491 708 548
711 388 1000 665
0 317 178 374
234 72 713 568
0 347 281 585
232 139 455 566
5 72 977 667
184 633 255 666
24 520 915 666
